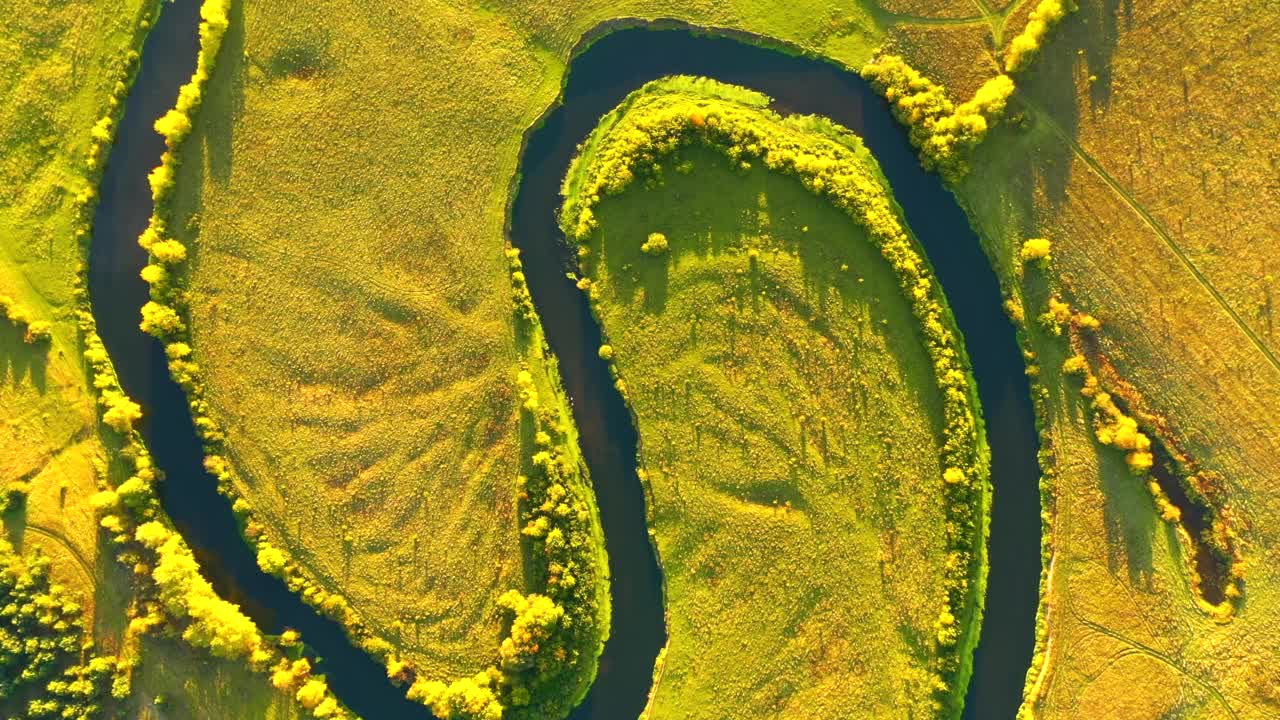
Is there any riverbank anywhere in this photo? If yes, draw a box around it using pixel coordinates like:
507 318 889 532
97 9 1039 717
556 75 990 718
512 27 1042 719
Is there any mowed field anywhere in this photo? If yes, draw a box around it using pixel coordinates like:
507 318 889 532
879 0 1280 716
560 80 987 719
167 0 904 683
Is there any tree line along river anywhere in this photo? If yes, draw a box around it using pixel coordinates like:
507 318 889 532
88 6 1041 718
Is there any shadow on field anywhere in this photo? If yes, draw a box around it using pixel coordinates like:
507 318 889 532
170 0 245 292
204 0 246 186
982 0 1126 224
1081 0 1128 111
592 143 948 497
1098 450 1156 588
94 538 136 650
0 322 48 392
596 146 920 340
1 496 24 549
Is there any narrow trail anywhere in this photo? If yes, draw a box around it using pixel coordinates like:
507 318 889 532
1061 588 1240 720
966 0 1003 42
21 524 98 590
876 10 993 27
875 0 1034 44
1021 97 1280 379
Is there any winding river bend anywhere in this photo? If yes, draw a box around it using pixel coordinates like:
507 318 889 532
89 5 1040 719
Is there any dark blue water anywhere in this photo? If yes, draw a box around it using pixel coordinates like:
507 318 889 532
516 26 1042 720
90 10 1040 720
88 0 426 717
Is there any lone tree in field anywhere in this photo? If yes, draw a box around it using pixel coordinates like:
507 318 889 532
1019 237 1052 265
641 232 669 256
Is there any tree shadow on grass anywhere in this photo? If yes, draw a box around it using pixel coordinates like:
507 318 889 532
594 149 764 318
2 493 26 548
169 0 247 276
203 0 247 187
95 538 136 650
595 145 893 321
590 141 952 512
0 321 49 393
970 0 1129 237
1098 447 1156 590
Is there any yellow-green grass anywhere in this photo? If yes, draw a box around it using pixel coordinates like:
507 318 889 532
159 0 1280 715
859 0 1280 715
166 0 900 686
0 0 151 696
1 0 325 716
0 0 154 608
982 121 1280 717
130 635 305 720
148 9 612 714
560 78 988 719
883 22 1002 100
0 0 150 251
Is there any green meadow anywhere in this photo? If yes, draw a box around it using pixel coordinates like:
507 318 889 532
561 78 988 719
1 0 332 716
2 0 1272 716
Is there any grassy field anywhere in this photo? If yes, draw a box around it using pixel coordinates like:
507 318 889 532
163 0 899 689
148 0 1280 716
558 78 988 719
0 0 325 716
0 0 155 614
871 0 1280 716
130 635 305 720
0 0 151 713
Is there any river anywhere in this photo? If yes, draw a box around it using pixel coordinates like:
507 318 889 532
89 7 1040 720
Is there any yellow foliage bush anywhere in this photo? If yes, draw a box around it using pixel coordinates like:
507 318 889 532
861 56 1013 181
139 301 184 337
136 522 264 660
296 679 328 709
1061 354 1088 375
1019 237 1052 264
1005 0 1071 72
641 231 669 255
407 671 504 720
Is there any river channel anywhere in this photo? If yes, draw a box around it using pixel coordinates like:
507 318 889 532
89 7 1041 719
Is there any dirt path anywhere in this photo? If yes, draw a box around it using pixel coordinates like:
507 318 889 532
1020 95 1280 379
22 523 98 591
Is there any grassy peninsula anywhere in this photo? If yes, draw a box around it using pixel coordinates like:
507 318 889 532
560 77 989 719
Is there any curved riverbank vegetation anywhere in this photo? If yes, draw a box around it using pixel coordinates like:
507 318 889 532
1018 247 1248 611
859 57 1013 182
134 0 610 715
862 16 1269 712
561 76 990 718
2 0 345 716
23 0 1269 716
1044 288 1245 615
